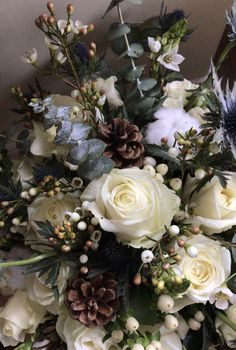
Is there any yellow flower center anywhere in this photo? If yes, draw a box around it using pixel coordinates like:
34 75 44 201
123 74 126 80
215 291 229 301
164 54 173 64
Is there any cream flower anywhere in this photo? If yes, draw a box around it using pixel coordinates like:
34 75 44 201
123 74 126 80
28 193 79 235
216 304 236 348
209 286 236 310
148 37 161 53
0 290 46 347
21 48 37 64
25 264 71 314
81 168 180 248
163 79 198 109
157 46 185 72
145 107 200 147
184 174 236 234
72 20 88 34
95 76 123 109
45 37 58 50
56 309 117 350
174 235 231 310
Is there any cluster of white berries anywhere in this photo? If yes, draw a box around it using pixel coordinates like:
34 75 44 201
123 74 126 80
131 341 162 350
10 217 28 234
143 157 182 191
20 187 38 200
188 311 205 331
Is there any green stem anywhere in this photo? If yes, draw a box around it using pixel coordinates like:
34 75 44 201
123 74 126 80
225 272 236 284
0 252 56 269
216 40 236 71
215 311 236 332
116 3 144 98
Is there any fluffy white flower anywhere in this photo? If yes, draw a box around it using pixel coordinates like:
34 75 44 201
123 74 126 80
57 19 73 34
25 264 71 314
56 309 117 350
173 235 231 311
95 76 123 109
81 168 180 248
216 304 236 348
148 37 161 53
0 290 46 347
145 107 201 147
183 174 236 234
209 286 236 310
163 79 198 109
21 48 37 64
157 46 185 72
28 193 79 236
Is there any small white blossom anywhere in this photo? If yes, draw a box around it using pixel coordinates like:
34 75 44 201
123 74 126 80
56 51 67 64
72 20 88 34
148 37 161 53
157 46 185 72
209 286 236 310
21 48 38 64
45 37 58 50
57 19 73 34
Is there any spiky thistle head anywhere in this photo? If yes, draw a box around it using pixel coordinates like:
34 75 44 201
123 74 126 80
227 0 236 41
212 64 236 158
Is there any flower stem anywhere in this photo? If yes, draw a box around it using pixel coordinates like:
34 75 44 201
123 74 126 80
116 3 144 98
216 40 236 71
225 272 236 284
215 311 236 332
0 252 56 269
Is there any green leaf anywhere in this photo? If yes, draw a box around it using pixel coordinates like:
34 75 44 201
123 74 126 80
139 78 157 91
34 220 54 239
108 23 131 40
78 156 115 180
134 97 156 114
129 286 156 325
118 64 144 82
144 144 181 169
68 139 106 165
232 234 236 263
165 71 184 83
127 43 144 58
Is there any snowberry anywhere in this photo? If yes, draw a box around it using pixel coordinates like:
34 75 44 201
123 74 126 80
77 221 87 231
143 165 156 177
143 156 157 167
188 318 201 330
157 295 175 313
141 250 154 263
70 212 81 222
111 330 124 343
168 225 180 235
79 254 88 264
156 164 168 176
20 191 29 199
146 345 156 350
186 245 199 258
82 201 90 211
194 311 205 322
125 317 139 332
29 188 38 196
91 217 99 226
194 169 205 179
164 315 178 330
131 344 144 350
170 178 182 191
12 217 21 226
154 173 164 183
151 340 162 349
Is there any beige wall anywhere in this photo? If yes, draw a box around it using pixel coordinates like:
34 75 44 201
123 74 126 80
0 0 231 129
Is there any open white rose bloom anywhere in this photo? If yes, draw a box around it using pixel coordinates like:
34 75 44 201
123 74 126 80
1 1 236 350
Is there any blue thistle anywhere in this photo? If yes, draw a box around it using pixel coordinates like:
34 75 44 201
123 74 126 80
73 42 89 63
227 0 236 41
33 161 63 183
160 9 185 32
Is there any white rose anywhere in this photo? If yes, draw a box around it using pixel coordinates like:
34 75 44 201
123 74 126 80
56 309 118 350
0 290 46 347
216 304 236 348
28 193 79 234
95 76 123 109
174 235 231 310
81 168 180 248
25 264 71 314
145 107 201 147
184 174 236 234
163 79 198 109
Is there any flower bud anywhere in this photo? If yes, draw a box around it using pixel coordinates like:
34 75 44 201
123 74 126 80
194 168 205 179
125 317 139 332
170 178 182 191
164 315 178 330
67 4 75 15
47 2 55 13
157 294 175 313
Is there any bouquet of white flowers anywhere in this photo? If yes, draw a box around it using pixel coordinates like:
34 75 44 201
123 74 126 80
1 1 236 349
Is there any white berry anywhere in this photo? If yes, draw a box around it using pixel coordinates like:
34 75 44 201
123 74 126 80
143 156 157 167
77 221 87 231
174 210 186 222
194 169 206 179
156 164 168 176
194 311 205 322
143 165 156 177
29 188 38 196
154 173 164 183
188 318 201 331
141 250 154 263
82 201 90 211
186 246 199 258
125 317 139 332
168 225 180 236
70 212 81 222
20 191 29 199
72 106 80 113
12 217 21 226
111 330 124 343
131 344 144 350
151 340 162 349
170 178 182 191
146 345 156 350
79 254 88 264
164 315 178 330
91 217 99 226
157 294 175 313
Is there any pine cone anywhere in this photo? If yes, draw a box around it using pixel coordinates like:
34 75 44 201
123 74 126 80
99 118 144 168
66 273 120 328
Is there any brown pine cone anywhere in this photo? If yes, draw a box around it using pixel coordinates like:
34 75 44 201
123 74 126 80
65 273 120 328
99 118 145 168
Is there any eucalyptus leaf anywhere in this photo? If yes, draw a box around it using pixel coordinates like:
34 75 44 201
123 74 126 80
139 78 157 91
127 43 144 58
118 64 144 82
108 23 131 40
78 156 114 180
134 97 155 114
55 121 91 145
67 139 106 165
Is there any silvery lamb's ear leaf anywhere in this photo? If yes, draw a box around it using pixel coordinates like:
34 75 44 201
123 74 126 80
78 156 114 180
67 139 107 165
54 120 73 144
69 123 91 143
